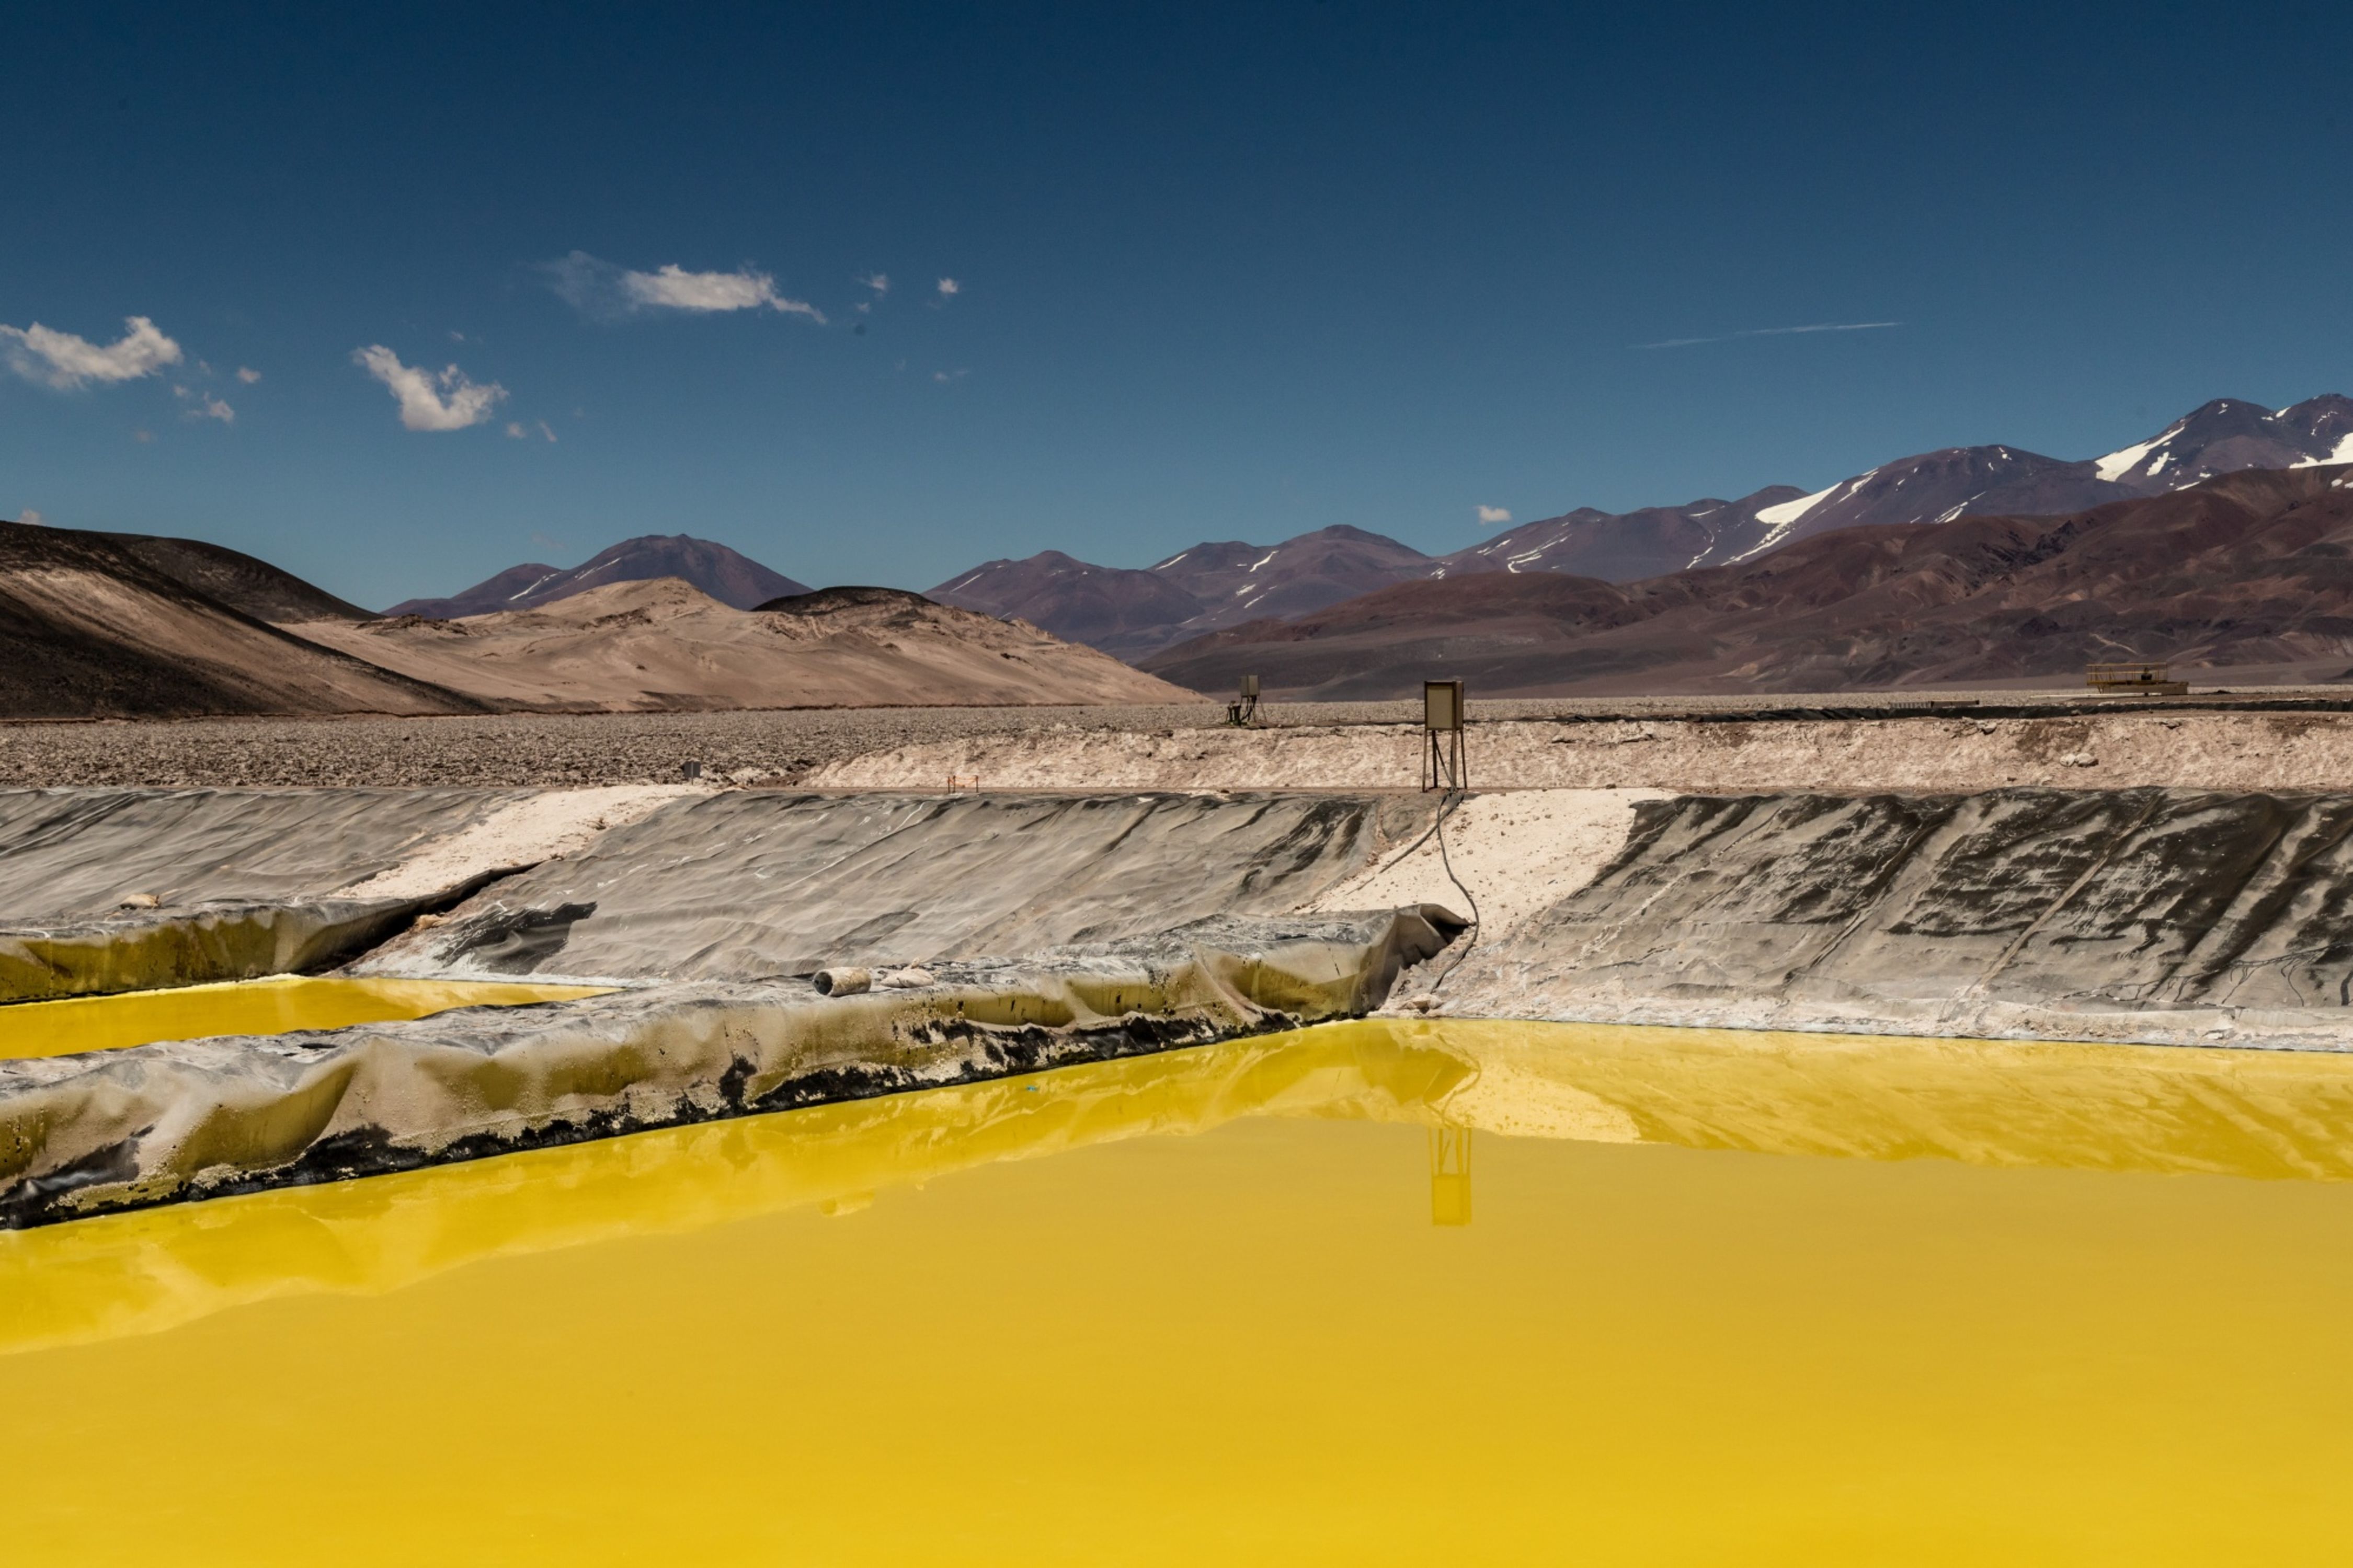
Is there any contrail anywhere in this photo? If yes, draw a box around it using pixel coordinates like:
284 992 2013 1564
1638 321 1901 350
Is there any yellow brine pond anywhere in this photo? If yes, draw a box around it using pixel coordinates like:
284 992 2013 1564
8 1015 2353 1564
0 975 613 1059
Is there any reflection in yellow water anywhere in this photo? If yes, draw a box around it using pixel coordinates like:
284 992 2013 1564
1429 1125 1474 1225
8 1017 2353 1563
0 975 612 1060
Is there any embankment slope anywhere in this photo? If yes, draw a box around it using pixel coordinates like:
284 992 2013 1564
1433 787 2353 1050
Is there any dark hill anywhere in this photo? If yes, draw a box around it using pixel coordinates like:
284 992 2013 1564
930 551 1209 657
389 534 809 617
755 586 936 614
97 530 374 622
0 522 483 719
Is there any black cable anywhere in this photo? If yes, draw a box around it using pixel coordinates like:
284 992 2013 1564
1361 789 1482 993
1369 790 1452 874
1428 788 1481 990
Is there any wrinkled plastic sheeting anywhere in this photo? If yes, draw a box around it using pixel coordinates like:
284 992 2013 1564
0 788 529 921
0 787 534 1002
0 898 435 1005
358 791 1435 983
1440 788 2353 1043
0 908 1460 1228
0 1023 1487 1355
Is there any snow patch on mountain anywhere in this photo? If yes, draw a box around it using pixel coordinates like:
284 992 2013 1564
2095 428 2175 483
2294 433 2353 468
1754 482 1840 529
1728 473 1867 564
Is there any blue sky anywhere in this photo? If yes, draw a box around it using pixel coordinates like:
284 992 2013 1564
2 2 2347 608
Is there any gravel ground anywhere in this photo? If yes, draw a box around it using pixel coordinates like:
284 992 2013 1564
5 689 2352 788
0 707 1216 788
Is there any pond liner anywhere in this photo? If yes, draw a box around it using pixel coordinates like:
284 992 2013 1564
1434 787 2353 1049
0 907 1460 1229
0 873 518 1005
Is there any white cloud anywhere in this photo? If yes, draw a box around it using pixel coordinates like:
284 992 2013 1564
1477 504 1512 524
352 345 507 431
545 251 825 323
180 389 234 423
1638 321 1901 350
933 368 968 383
504 419 558 443
19 508 44 527
859 272 889 296
235 366 261 384
936 277 960 299
0 315 182 388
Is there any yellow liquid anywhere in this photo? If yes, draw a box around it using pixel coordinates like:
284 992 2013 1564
0 975 613 1059
6 1017 2353 1564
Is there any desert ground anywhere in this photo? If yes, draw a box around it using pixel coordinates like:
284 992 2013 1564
8 688 2350 789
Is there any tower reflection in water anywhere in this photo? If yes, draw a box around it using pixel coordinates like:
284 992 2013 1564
1429 1126 1472 1226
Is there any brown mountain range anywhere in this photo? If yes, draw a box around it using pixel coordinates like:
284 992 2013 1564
1139 465 2353 699
934 524 1428 659
933 394 2353 658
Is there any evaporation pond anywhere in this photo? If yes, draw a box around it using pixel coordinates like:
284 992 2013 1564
9 1016 2353 1564
0 976 612 1058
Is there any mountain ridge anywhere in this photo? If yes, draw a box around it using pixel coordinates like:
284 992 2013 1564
1137 463 2353 700
932 393 2353 658
387 534 810 617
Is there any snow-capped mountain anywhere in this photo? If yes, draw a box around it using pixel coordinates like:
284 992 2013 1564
931 525 1430 659
927 551 1209 659
1424 491 1801 583
928 393 2353 657
1432 397 2353 586
1145 525 1430 622
1426 445 2134 582
1138 464 2353 700
2091 396 2353 489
